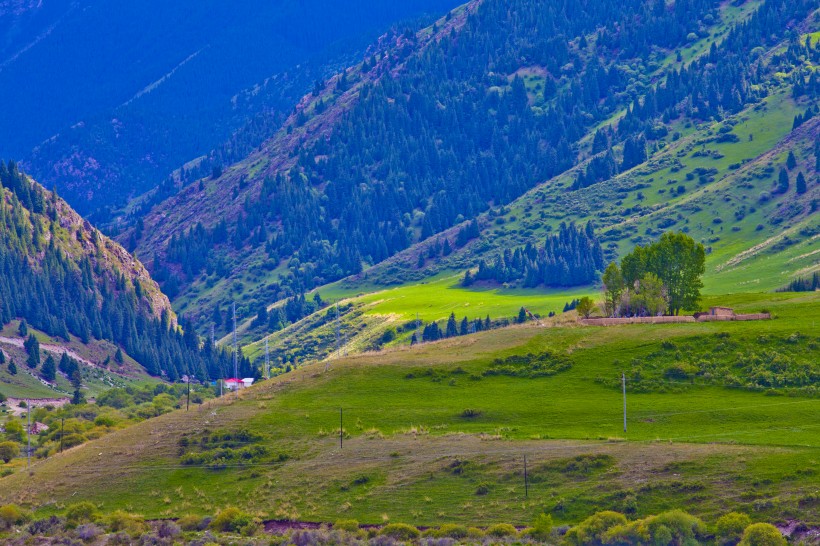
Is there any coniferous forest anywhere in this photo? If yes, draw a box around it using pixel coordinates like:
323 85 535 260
153 0 815 326
466 223 604 288
0 162 237 381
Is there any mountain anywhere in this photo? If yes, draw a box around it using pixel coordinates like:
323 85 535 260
1 0 463 218
129 0 818 342
0 162 232 381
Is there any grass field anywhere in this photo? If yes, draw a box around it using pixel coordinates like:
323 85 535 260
3 291 818 528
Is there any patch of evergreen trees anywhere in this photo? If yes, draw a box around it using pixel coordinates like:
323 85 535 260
778 272 820 293
467 222 604 287
0 161 232 381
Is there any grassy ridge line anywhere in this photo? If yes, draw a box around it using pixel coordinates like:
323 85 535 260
2 292 818 525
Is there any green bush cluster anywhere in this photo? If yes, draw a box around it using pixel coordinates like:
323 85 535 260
484 351 572 378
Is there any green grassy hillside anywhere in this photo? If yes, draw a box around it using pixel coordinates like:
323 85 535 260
3 291 817 528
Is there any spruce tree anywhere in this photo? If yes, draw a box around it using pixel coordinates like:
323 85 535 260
796 172 807 194
446 313 458 337
777 168 790 194
41 355 56 382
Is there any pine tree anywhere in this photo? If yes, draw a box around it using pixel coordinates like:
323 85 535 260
18 320 27 337
518 307 528 323
460 317 469 335
41 355 56 382
8 360 17 375
446 313 458 337
787 150 797 170
777 168 790 194
114 348 124 364
24 334 40 369
796 171 807 194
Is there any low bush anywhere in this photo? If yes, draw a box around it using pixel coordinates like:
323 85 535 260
64 502 99 526
104 510 147 536
565 510 627 545
0 504 27 530
739 523 786 546
432 523 468 538
716 512 752 544
209 507 259 535
334 519 360 532
176 514 206 531
486 523 518 537
380 523 421 540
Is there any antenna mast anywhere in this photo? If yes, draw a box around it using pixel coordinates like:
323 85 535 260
232 302 238 379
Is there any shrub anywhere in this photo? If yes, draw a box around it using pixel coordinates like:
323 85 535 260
716 512 752 544
0 504 27 529
434 523 468 538
527 513 553 540
65 501 99 526
334 519 360 532
380 523 421 540
486 523 518 537
739 523 786 546
27 516 63 536
0 441 19 463
105 510 147 536
475 483 490 495
177 514 206 531
646 510 706 542
76 523 102 542
210 507 258 535
157 520 181 538
565 511 628 545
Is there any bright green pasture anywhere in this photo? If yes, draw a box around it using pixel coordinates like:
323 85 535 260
354 275 593 323
3 292 818 527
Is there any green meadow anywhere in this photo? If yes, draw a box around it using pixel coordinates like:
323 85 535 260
3 291 818 528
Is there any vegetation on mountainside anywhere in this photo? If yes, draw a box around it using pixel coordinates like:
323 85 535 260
146 0 735 326
344 0 817 297
2 292 817 528
465 222 604 288
0 162 233 382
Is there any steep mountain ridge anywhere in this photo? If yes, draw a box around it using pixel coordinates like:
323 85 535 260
0 162 232 381
131 0 745 330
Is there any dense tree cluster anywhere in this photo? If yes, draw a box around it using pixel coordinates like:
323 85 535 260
467 223 604 287
0 161 232 381
602 232 705 316
778 272 820 292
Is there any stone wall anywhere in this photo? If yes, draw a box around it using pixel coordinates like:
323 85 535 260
580 313 771 326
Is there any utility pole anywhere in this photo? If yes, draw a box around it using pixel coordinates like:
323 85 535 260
622 372 627 433
210 324 215 347
232 302 238 380
60 417 64 454
186 379 191 411
265 339 270 380
339 407 344 449
26 400 31 471
524 455 529 498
